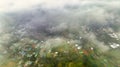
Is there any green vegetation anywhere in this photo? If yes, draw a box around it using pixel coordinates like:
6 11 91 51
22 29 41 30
1 37 117 67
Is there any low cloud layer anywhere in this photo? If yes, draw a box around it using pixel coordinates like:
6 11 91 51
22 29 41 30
1 0 120 46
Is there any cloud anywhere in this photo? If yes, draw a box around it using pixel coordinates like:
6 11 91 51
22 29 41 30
2 1 119 36
0 0 81 12
1 0 120 12
1 0 120 52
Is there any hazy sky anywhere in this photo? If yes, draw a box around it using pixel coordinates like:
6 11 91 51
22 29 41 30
0 0 120 12
0 0 78 12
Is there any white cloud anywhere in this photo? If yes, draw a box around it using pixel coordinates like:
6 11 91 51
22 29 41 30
0 0 43 12
0 0 80 12
1 0 119 12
